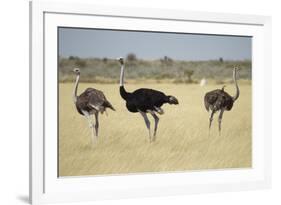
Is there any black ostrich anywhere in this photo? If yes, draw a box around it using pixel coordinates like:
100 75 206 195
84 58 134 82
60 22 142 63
72 68 115 144
117 57 179 142
204 67 240 134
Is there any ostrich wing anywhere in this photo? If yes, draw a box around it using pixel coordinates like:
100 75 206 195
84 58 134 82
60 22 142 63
221 92 234 110
85 88 115 111
131 88 167 112
204 89 234 111
204 90 219 111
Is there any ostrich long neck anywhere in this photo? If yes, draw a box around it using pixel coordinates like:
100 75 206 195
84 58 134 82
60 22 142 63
232 69 240 101
73 74 80 103
120 64 125 86
119 63 129 100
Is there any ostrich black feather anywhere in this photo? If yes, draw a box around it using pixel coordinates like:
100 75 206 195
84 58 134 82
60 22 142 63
120 86 178 113
117 57 178 142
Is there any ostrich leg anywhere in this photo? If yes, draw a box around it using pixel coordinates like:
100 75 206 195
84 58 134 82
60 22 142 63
94 112 99 137
149 111 159 141
82 110 96 144
218 109 225 135
139 111 152 142
209 110 215 130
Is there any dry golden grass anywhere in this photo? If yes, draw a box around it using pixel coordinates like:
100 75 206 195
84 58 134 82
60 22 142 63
59 83 252 177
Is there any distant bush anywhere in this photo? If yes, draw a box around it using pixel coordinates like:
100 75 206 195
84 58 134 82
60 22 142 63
67 56 86 68
183 69 194 83
75 59 86 68
155 73 174 79
161 56 173 65
59 58 68 67
58 57 252 83
68 56 79 60
127 53 137 61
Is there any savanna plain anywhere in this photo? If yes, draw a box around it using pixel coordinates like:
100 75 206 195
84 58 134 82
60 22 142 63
59 82 252 176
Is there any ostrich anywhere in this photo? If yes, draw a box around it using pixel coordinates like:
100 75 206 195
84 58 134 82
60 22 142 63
204 67 240 134
117 57 179 142
72 68 115 144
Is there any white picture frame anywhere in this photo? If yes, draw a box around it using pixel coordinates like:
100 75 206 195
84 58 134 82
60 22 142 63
30 1 272 204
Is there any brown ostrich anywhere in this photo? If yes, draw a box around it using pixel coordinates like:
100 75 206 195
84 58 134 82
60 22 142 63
72 68 115 144
204 67 240 134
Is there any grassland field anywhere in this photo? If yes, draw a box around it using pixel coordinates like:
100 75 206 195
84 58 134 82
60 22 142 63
59 82 252 177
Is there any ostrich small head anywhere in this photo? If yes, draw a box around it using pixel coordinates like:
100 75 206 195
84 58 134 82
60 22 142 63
167 95 179 105
221 85 226 91
117 57 124 65
73 68 80 75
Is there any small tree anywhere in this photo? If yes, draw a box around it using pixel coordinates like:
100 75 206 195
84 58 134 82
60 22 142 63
183 69 194 83
69 56 79 60
126 53 137 61
162 56 173 65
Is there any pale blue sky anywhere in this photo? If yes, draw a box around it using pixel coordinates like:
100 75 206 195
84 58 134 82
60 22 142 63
58 27 252 61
